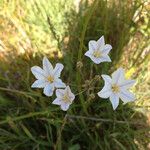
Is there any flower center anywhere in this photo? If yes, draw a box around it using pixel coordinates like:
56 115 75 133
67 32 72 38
93 50 101 58
62 94 71 103
47 76 54 83
111 84 120 93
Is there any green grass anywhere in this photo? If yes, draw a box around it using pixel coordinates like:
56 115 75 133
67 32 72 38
0 0 150 149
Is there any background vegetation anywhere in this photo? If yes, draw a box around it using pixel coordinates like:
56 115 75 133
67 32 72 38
0 0 149 149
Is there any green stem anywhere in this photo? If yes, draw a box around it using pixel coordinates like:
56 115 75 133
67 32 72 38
0 87 38 102
0 110 50 125
76 0 98 114
66 115 145 125
55 114 67 150
0 87 39 96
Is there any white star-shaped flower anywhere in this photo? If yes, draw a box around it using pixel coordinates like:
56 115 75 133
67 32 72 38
98 68 136 110
85 36 112 64
52 86 75 111
31 57 66 96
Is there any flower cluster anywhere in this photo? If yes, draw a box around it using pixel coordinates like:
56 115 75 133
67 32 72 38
31 57 75 111
31 36 136 111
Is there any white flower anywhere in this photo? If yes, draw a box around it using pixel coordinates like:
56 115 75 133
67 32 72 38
85 36 112 64
52 86 75 111
98 68 136 110
31 57 66 96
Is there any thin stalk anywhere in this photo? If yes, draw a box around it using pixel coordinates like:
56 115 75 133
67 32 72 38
0 87 39 96
55 114 67 150
76 0 98 114
0 87 38 102
0 110 50 125
66 115 145 125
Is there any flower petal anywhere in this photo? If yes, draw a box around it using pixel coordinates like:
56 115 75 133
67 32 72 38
98 88 112 98
85 50 92 58
54 79 66 88
97 36 105 49
43 83 54 96
31 80 48 88
89 54 111 64
31 66 46 79
120 79 136 89
66 86 75 101
61 103 70 111
52 98 61 105
90 56 103 64
56 89 65 98
119 90 136 103
98 75 112 98
112 68 125 84
102 44 112 55
53 63 64 77
100 55 111 62
43 57 53 75
101 75 112 84
109 93 119 110
89 40 97 51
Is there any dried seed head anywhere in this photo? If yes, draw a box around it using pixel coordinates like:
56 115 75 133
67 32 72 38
89 93 95 99
82 80 90 88
85 80 91 86
76 61 83 69
94 75 101 81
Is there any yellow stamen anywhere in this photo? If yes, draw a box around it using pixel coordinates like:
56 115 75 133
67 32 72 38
112 84 120 93
93 50 101 58
47 76 54 83
62 94 71 103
